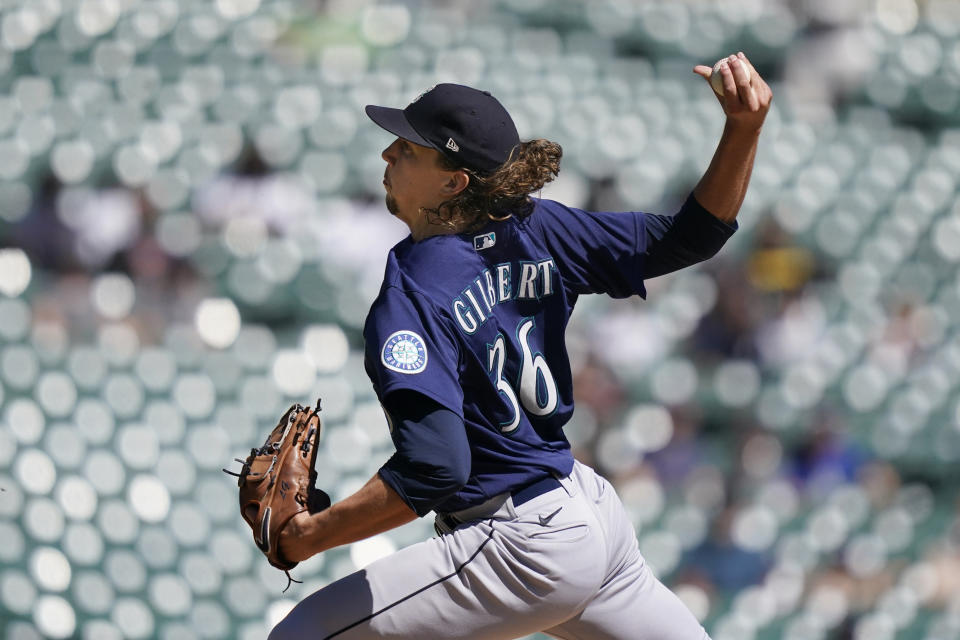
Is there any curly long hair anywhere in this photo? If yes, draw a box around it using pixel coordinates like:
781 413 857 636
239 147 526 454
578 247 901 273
424 139 563 234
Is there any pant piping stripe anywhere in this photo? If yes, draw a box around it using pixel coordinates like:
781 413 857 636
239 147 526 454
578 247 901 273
322 521 497 639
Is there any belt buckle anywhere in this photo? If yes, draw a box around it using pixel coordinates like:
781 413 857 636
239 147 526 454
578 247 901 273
434 512 460 536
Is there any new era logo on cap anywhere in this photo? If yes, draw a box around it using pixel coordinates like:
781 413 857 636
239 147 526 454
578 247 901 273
446 138 460 152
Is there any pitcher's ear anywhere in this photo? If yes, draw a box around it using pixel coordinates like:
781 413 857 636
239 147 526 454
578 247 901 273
442 170 470 196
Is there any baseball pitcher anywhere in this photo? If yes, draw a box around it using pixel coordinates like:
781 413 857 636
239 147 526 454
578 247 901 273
233 53 771 639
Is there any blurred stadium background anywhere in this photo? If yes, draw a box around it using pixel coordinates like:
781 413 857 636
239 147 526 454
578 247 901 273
1 0 960 638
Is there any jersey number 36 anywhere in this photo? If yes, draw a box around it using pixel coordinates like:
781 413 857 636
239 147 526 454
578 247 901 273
486 318 559 433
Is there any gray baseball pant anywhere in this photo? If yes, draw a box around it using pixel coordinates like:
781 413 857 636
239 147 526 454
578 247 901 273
269 461 710 640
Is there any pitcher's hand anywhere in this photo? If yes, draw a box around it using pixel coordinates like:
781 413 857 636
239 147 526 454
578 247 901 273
695 52 772 132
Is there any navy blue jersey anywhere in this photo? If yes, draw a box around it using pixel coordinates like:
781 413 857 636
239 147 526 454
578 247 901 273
364 194 736 513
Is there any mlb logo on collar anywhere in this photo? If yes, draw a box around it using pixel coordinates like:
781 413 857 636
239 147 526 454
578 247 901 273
474 232 496 251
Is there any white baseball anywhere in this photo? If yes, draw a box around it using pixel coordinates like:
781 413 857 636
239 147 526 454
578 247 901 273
710 58 751 97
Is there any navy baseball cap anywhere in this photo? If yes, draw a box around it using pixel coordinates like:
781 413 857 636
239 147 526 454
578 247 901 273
365 83 520 174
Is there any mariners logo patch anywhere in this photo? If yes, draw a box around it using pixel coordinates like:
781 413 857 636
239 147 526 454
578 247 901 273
381 330 428 374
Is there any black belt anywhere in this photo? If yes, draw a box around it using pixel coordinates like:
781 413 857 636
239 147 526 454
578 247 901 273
511 475 563 507
435 476 563 535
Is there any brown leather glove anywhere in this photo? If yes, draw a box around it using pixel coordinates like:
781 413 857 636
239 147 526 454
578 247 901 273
225 399 330 587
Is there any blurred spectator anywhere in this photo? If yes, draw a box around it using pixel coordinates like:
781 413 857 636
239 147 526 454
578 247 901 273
647 407 710 486
788 414 869 499
858 461 902 510
8 172 76 271
683 506 771 591
746 219 816 295
58 184 144 271
923 505 960 607
572 353 626 426
192 144 315 235
693 259 763 361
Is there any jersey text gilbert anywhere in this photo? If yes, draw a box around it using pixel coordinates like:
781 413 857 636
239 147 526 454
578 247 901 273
452 258 556 334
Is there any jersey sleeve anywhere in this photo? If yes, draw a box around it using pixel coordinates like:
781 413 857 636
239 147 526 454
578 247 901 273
363 286 464 417
530 194 737 298
377 390 470 517
637 194 739 279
